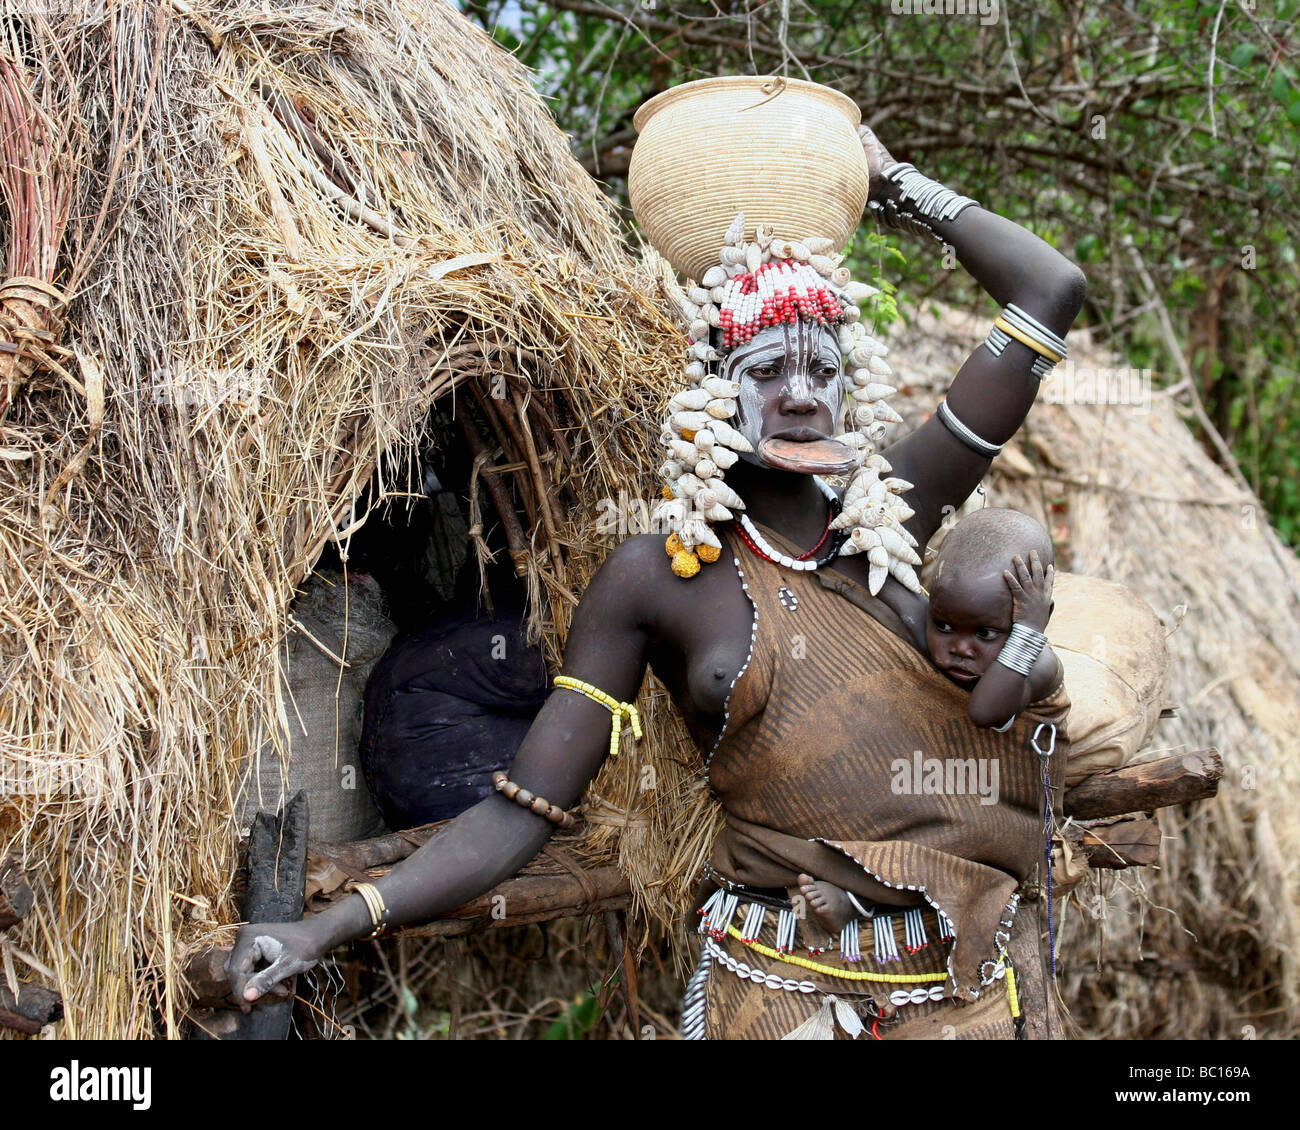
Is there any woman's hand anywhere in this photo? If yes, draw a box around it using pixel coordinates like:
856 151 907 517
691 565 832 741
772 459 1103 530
858 124 899 200
226 919 326 1007
1003 551 1054 631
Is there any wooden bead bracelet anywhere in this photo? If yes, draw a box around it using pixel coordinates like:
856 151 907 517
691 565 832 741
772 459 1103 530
492 771 575 830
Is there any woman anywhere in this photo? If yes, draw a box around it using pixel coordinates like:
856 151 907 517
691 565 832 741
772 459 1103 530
227 127 1085 1039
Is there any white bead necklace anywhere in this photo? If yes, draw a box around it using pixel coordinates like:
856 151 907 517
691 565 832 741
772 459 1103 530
737 476 841 573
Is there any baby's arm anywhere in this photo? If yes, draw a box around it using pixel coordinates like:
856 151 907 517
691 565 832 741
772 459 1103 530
967 552 1058 728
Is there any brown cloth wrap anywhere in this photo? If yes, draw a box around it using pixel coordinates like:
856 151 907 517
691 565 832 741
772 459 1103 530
707 523 1069 999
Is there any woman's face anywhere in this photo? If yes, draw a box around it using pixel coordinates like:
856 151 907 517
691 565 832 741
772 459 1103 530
723 322 844 463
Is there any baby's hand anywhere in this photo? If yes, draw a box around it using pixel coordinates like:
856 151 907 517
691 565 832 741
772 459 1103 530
1003 551 1054 631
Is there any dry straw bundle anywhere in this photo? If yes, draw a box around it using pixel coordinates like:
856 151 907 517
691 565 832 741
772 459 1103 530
0 0 701 1038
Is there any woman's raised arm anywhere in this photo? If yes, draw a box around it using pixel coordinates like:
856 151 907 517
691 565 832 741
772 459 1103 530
861 128 1087 550
227 536 658 1004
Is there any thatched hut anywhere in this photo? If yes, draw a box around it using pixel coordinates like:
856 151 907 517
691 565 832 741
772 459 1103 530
0 0 698 1038
1 0 1295 1040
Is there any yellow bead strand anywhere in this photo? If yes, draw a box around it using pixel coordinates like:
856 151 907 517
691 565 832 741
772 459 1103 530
726 925 948 984
553 675 643 758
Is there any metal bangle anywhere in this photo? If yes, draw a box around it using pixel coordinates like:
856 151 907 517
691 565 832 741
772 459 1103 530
936 400 1003 459
996 622 1047 677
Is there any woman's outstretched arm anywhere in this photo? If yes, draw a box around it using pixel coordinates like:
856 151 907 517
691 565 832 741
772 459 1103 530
863 128 1087 550
227 536 658 1004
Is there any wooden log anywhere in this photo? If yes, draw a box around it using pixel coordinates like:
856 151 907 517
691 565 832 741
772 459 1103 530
311 822 441 876
0 982 63 1035
182 944 291 1011
1063 814 1161 869
1063 749 1221 820
392 866 630 939
0 854 33 931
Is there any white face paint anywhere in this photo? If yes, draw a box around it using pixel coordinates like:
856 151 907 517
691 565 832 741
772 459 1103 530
722 322 845 462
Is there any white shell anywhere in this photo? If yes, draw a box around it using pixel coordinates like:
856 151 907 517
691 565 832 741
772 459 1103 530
706 398 737 419
701 503 734 522
702 266 728 288
693 428 715 449
695 489 718 511
891 560 923 594
673 410 712 432
789 241 810 261
809 254 835 277
710 446 739 469
868 562 888 595
708 419 754 452
830 267 852 288
868 545 889 568
669 439 699 465
853 405 876 427
688 286 711 305
701 376 741 398
705 305 722 328
684 361 706 381
674 473 704 497
745 244 762 273
857 381 896 401
688 342 717 362
694 458 718 480
659 460 683 480
842 281 879 302
655 498 686 525
837 327 856 353
721 246 746 266
853 336 888 359
710 286 728 303
770 239 793 259
678 299 699 321
833 432 870 450
868 355 894 377
690 319 710 341
669 389 710 412
842 303 861 322
873 401 903 425
724 212 746 247
704 478 742 509
804 237 834 254
851 387 880 404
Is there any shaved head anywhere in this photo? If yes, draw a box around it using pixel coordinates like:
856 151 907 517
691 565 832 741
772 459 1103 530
932 508 1054 592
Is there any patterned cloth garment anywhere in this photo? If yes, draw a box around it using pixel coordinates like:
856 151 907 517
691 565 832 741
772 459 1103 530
692 522 1070 1036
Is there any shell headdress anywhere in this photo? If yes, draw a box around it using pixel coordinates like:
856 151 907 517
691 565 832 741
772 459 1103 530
654 212 923 596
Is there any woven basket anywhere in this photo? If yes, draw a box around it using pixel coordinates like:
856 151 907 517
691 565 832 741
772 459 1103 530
630 76 869 282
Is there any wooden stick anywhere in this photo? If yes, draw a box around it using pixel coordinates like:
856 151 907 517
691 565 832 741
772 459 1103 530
1064 814 1161 869
0 854 33 931
0 982 62 1034
1063 749 1222 820
458 410 531 577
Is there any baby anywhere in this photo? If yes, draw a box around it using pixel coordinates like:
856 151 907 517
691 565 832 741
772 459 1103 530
799 507 1063 934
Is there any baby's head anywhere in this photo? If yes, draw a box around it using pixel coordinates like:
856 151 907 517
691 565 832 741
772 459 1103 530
926 508 1054 688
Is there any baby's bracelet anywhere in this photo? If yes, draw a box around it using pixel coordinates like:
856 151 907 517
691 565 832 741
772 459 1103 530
997 622 1047 677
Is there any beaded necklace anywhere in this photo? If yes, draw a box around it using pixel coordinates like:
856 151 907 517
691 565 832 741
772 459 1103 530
735 476 848 572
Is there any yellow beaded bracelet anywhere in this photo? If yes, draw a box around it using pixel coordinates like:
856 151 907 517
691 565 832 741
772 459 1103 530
553 675 642 758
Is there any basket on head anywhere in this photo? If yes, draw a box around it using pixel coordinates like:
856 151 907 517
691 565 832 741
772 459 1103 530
629 76 869 282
